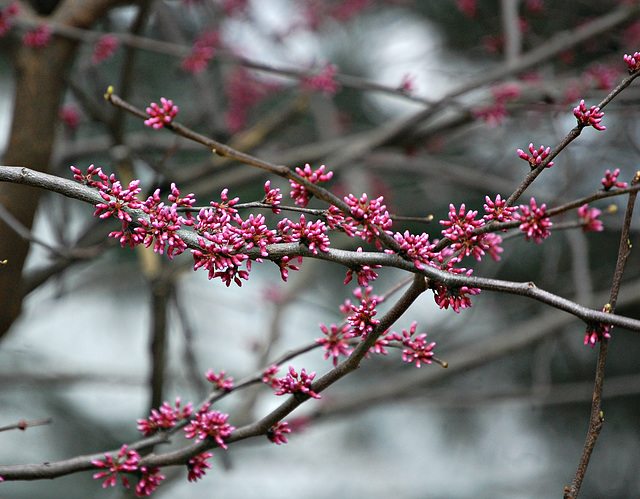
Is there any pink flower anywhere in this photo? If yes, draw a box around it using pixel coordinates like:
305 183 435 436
577 204 603 232
91 34 119 65
573 99 605 131
145 97 178 129
584 309 612 348
275 255 302 282
301 64 340 94
182 31 219 73
0 3 20 37
187 452 213 482
263 180 282 213
440 203 487 261
289 163 333 207
278 215 330 255
624 51 640 73
268 421 292 445
58 105 81 131
205 369 234 391
262 364 281 389
601 168 627 190
390 230 434 270
274 365 321 399
432 280 480 313
184 403 235 448
346 286 382 338
515 197 552 243
344 248 380 286
516 143 554 169
388 322 436 367
91 444 140 489
137 398 193 436
135 467 165 497
317 323 353 366
23 24 52 48
483 194 517 224
343 193 393 248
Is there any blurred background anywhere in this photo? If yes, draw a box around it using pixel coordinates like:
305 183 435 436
1 0 640 497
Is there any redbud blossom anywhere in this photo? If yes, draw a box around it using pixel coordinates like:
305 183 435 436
184 403 235 448
144 98 178 129
515 198 552 243
389 322 436 367
187 452 213 482
516 143 554 169
23 24 52 48
0 3 20 37
483 194 517 224
624 51 640 73
578 204 603 232
289 163 333 207
301 64 340 94
573 99 605 130
91 34 119 65
584 309 612 348
433 280 480 313
205 369 234 391
274 366 321 399
137 397 193 436
268 421 292 445
440 204 487 261
601 168 627 190
135 467 165 497
91 444 140 489
317 323 353 366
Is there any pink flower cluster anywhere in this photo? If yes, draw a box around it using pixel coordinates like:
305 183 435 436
517 143 554 169
182 31 219 73
206 369 234 390
137 398 194 436
432 274 480 313
342 193 393 248
344 247 381 286
573 99 605 131
92 445 164 495
273 365 321 399
289 163 333 207
316 322 353 366
92 34 119 65
184 403 235 448
301 64 340 94
578 204 603 232
145 98 179 129
584 309 612 348
0 2 20 37
187 452 213 483
346 286 383 338
623 51 640 73
515 197 552 243
483 194 517 224
23 23 52 48
440 203 488 261
268 421 292 445
601 168 627 190
387 321 436 368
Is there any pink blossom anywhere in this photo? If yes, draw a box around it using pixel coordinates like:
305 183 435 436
0 3 20 37
262 364 281 389
184 403 235 448
516 197 552 243
135 467 165 497
187 452 213 482
601 168 627 190
584 63 620 91
516 143 554 169
23 24 52 48
390 230 434 270
388 321 436 367
274 365 321 399
432 279 480 313
317 323 353 366
573 99 605 131
263 180 282 213
344 248 380 286
346 286 382 338
91 34 119 65
440 204 487 261
578 204 603 232
483 194 517 224
275 255 302 282
289 163 333 207
301 64 341 94
268 421 292 445
137 398 193 436
205 369 234 390
482 232 504 261
58 105 81 131
91 444 140 489
278 215 330 255
182 31 219 73
343 193 393 248
624 51 640 73
584 308 612 348
144 98 178 129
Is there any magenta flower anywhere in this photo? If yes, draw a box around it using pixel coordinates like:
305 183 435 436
343 193 393 248
344 248 380 286
601 168 627 190
182 31 219 73
268 421 292 445
573 99 605 131
274 365 321 399
278 215 330 255
263 180 282 213
389 322 436 368
144 98 178 129
516 143 554 169
275 255 302 282
205 369 234 391
184 403 235 448
432 280 480 313
578 204 603 232
289 163 333 207
137 397 193 436
58 105 81 131
391 230 434 270
301 64 340 94
584 310 612 348
0 3 20 37
23 23 52 48
624 51 640 73
91 34 119 65
91 444 140 489
483 194 517 224
440 204 487 261
317 323 353 366
135 467 165 497
262 364 281 389
482 232 504 261
515 197 552 243
346 286 382 338
187 452 213 482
